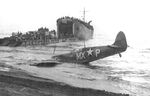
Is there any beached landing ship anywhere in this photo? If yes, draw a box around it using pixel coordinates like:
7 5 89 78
52 31 127 64
57 16 94 40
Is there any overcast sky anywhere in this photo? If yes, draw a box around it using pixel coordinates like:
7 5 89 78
0 0 150 48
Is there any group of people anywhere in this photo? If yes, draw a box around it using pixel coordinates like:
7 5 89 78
10 27 57 46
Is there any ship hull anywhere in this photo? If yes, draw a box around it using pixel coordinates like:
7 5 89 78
57 17 94 40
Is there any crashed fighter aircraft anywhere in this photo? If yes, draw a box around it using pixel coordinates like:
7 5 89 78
52 31 127 64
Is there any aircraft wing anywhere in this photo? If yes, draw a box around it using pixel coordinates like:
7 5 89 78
107 45 120 48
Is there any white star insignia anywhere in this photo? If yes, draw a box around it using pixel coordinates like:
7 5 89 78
87 48 93 56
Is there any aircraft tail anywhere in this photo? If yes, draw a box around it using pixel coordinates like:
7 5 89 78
113 31 127 51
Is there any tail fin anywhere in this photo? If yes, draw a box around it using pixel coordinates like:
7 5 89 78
113 31 127 51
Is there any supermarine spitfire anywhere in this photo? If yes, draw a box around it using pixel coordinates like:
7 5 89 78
52 31 127 64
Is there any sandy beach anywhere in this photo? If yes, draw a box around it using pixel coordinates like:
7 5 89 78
0 63 129 96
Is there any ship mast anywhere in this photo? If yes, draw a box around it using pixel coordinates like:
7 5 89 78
82 8 88 48
82 8 88 21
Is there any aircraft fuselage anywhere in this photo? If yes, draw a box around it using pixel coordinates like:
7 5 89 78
52 31 127 64
54 45 126 64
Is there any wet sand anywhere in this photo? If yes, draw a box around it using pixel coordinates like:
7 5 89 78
0 63 129 96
